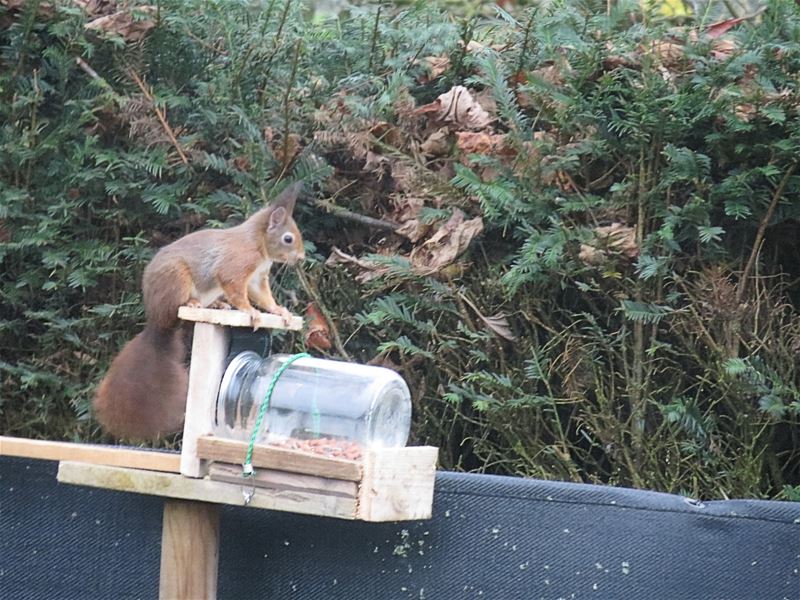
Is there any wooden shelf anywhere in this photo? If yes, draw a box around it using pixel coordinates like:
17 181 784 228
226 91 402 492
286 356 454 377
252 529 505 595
57 461 357 520
0 436 180 473
177 306 303 331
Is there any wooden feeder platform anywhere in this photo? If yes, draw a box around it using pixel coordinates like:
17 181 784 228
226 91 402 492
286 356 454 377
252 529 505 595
56 438 437 522
1 306 438 599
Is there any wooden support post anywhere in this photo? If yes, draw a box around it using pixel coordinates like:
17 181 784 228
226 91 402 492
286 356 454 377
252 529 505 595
159 500 220 600
181 322 230 478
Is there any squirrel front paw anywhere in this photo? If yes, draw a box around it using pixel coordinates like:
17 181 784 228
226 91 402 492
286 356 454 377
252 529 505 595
247 307 264 331
267 305 293 328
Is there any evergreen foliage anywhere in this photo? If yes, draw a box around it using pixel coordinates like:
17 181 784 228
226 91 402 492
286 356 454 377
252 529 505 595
1 0 798 499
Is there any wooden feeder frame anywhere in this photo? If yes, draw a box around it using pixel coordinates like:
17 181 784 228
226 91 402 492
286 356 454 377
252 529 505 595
1 307 438 600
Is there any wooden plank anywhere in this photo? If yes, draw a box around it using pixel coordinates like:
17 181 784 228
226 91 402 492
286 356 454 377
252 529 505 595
358 446 438 522
208 462 358 499
160 500 219 600
181 323 230 478
196 436 362 482
57 461 357 520
0 436 180 473
177 306 303 331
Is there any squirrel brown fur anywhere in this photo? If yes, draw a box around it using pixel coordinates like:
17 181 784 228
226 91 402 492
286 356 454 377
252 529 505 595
93 183 305 440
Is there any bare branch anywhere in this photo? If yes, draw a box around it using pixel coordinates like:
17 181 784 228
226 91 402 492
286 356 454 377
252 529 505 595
736 161 798 304
128 69 190 166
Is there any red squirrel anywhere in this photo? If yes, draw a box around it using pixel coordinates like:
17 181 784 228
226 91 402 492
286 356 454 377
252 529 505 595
93 183 305 440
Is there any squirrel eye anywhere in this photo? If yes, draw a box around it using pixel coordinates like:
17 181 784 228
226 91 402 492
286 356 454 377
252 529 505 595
282 233 294 244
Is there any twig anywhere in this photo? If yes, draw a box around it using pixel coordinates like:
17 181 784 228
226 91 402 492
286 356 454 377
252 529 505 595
367 4 382 73
231 0 279 97
736 161 797 304
313 197 399 232
75 57 121 99
183 27 227 55
75 56 100 81
258 0 294 109
674 277 726 357
276 39 302 180
127 69 189 165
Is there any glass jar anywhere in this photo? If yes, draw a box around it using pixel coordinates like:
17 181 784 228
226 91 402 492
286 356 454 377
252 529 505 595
214 352 412 456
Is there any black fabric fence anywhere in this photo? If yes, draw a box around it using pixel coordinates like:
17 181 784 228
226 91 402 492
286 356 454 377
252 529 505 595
1 455 798 599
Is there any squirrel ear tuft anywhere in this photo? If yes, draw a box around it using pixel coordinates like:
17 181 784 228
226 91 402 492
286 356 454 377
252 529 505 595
271 181 302 213
268 206 288 230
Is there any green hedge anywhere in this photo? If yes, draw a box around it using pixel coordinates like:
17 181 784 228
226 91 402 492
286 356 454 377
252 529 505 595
1 0 798 500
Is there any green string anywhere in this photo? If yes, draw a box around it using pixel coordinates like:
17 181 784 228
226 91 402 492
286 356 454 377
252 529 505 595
243 352 311 477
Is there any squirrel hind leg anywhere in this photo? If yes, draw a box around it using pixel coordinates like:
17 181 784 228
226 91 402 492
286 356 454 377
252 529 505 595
207 297 232 310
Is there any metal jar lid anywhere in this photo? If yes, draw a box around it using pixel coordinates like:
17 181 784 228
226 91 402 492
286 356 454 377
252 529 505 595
216 351 262 427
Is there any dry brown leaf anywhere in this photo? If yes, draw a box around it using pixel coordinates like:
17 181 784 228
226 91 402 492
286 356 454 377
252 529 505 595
477 312 516 341
710 38 738 61
462 40 508 53
369 121 403 149
75 0 117 16
85 5 157 42
456 131 514 157
579 223 639 265
735 103 757 122
422 56 450 80
389 162 419 193
232 155 251 172
396 219 430 243
1 0 55 17
460 294 516 341
578 243 606 266
456 131 495 155
421 128 451 157
409 209 484 272
363 150 389 175
529 64 565 87
705 15 748 39
273 133 302 167
579 224 639 265
595 223 639 259
416 86 493 130
387 194 424 223
304 303 332 351
389 193 429 241
650 40 686 68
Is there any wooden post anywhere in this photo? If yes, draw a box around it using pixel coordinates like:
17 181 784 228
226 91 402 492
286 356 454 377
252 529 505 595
159 500 220 600
180 322 230 478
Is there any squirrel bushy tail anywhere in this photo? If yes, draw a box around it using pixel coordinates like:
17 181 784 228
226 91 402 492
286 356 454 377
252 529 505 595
93 323 189 440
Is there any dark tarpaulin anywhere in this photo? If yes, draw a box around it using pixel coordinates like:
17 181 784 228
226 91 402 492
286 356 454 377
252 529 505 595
1 455 798 599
